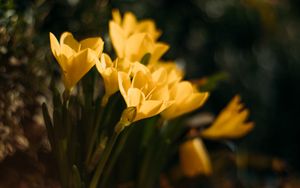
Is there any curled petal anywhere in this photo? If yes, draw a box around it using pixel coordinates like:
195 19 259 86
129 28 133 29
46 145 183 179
60 32 80 52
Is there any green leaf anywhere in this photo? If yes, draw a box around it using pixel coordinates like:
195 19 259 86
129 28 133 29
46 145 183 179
42 103 54 147
72 165 82 188
199 72 229 92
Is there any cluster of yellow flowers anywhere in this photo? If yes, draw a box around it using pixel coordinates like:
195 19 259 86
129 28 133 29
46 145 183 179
49 9 209 123
49 9 254 179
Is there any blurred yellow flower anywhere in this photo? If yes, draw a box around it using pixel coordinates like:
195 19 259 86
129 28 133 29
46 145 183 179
161 81 209 120
118 69 172 122
109 25 169 64
111 9 161 40
109 10 168 63
179 138 212 177
49 32 103 90
200 95 254 139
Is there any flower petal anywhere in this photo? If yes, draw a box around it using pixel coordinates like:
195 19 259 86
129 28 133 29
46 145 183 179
200 96 254 139
135 100 163 121
80 37 104 58
150 42 169 64
137 20 161 40
180 138 212 177
118 71 132 98
65 49 97 89
122 12 137 36
60 32 80 52
112 9 122 25
109 21 126 58
127 88 145 107
49 32 60 60
124 33 147 61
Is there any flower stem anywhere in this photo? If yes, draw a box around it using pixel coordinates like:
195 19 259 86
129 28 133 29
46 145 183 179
85 106 104 167
98 126 132 187
89 121 125 188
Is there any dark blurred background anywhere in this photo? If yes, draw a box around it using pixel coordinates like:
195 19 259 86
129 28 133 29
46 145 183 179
1 0 300 187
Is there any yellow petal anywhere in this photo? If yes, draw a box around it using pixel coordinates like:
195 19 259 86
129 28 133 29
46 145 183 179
180 138 212 177
60 32 80 52
201 121 254 139
96 53 113 72
137 20 161 39
163 92 209 120
109 21 126 58
124 33 147 61
126 88 145 107
60 43 76 59
132 70 152 93
200 95 254 139
150 84 170 101
122 12 137 36
118 71 132 97
112 9 121 25
162 81 209 119
223 122 254 138
103 68 119 96
130 61 149 75
135 100 163 121
183 92 209 113
49 32 60 61
227 95 241 110
170 81 194 103
209 109 251 138
80 37 104 58
50 33 69 72
65 49 97 89
151 68 167 85
149 42 169 64
96 54 119 97
148 62 183 86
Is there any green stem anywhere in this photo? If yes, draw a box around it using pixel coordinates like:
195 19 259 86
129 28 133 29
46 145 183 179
87 136 108 172
89 122 124 188
137 139 157 188
98 127 132 187
85 106 104 166
138 119 179 188
59 97 70 187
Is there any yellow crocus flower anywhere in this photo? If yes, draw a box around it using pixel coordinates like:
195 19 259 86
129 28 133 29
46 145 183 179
96 53 151 105
200 95 254 139
111 9 161 40
109 22 169 64
49 32 103 90
118 69 172 122
95 53 119 105
161 81 209 120
179 138 212 177
109 10 168 63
